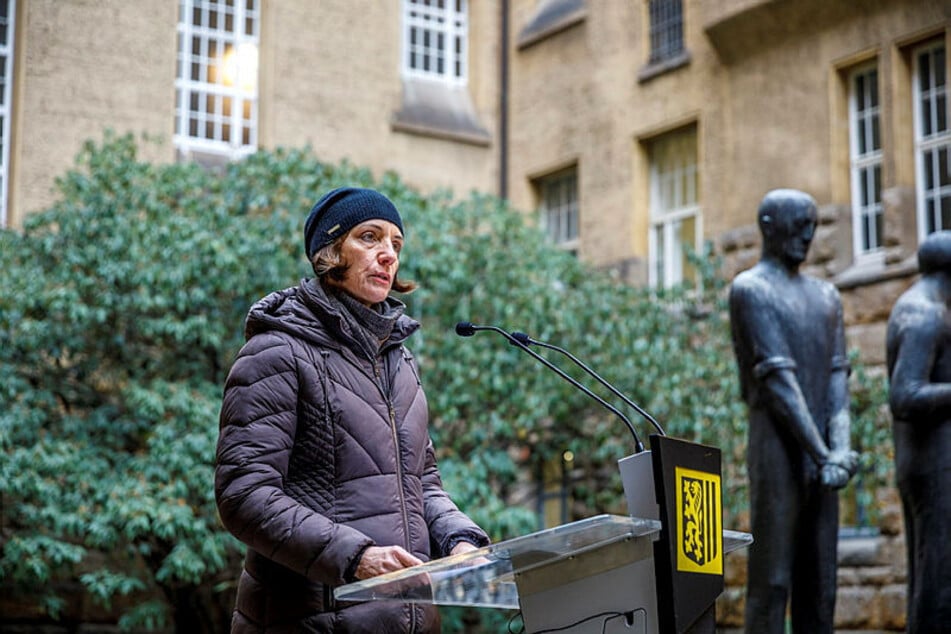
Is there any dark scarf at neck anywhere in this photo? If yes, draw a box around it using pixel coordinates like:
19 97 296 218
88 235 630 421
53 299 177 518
323 280 404 363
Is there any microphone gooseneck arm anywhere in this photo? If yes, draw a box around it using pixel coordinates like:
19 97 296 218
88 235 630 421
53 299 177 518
456 322 645 453
511 331 666 437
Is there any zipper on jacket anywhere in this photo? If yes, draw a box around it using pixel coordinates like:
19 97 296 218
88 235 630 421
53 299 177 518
374 355 418 634
375 361 413 557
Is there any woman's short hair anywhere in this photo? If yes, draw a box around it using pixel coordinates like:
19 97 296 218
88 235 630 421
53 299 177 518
311 233 417 294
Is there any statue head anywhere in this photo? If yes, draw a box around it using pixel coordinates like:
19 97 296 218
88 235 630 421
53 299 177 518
917 230 951 275
757 189 818 269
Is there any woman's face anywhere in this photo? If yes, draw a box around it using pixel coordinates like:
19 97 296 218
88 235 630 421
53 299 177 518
333 220 403 306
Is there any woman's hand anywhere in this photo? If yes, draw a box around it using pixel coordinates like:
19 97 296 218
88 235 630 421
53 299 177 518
354 545 423 580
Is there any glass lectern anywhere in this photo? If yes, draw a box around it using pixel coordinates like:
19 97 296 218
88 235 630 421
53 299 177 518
336 513 752 633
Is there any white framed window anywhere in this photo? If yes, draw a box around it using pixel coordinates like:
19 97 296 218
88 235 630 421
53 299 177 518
175 0 259 161
0 0 15 228
648 127 700 289
539 168 579 254
913 40 950 239
849 63 883 260
402 0 467 85
647 0 683 64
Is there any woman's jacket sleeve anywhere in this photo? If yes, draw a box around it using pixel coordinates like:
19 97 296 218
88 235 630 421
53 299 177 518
214 333 373 585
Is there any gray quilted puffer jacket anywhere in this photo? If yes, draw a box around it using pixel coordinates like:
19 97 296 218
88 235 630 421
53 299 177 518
215 279 488 633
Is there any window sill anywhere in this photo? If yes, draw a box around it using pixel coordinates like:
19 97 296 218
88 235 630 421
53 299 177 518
637 50 691 84
834 251 918 290
516 0 587 50
391 78 491 147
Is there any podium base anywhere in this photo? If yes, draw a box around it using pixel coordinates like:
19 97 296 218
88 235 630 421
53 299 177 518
517 531 658 634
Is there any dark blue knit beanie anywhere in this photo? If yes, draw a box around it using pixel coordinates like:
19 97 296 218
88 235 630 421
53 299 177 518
304 187 404 259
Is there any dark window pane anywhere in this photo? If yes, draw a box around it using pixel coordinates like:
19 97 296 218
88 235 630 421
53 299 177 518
922 99 933 137
858 117 867 155
874 210 883 249
924 150 935 189
648 0 683 63
939 148 950 187
937 93 948 133
936 47 946 87
920 50 932 91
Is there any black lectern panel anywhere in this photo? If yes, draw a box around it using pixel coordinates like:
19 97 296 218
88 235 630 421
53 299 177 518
650 434 724 634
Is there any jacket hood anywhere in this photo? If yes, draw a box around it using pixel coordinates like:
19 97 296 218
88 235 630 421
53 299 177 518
243 278 419 351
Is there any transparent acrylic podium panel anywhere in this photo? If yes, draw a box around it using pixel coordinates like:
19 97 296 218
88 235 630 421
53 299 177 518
334 514 753 610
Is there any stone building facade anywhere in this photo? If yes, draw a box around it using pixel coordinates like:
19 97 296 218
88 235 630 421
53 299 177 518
4 0 503 225
5 0 947 365
506 0 947 367
2 0 950 631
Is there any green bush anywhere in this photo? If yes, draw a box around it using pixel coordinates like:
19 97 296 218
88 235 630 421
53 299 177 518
0 133 892 631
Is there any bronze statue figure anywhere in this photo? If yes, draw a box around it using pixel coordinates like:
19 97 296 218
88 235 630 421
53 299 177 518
729 189 858 634
886 230 951 634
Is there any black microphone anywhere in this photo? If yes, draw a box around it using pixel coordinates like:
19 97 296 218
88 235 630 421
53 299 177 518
455 321 645 452
511 332 666 437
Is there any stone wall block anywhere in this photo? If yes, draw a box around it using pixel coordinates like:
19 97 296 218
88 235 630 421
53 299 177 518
834 585 880 629
879 583 908 631
719 225 759 252
838 536 884 567
723 548 748 587
810 223 838 265
716 586 746 627
840 277 915 325
878 535 907 581
876 487 903 536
